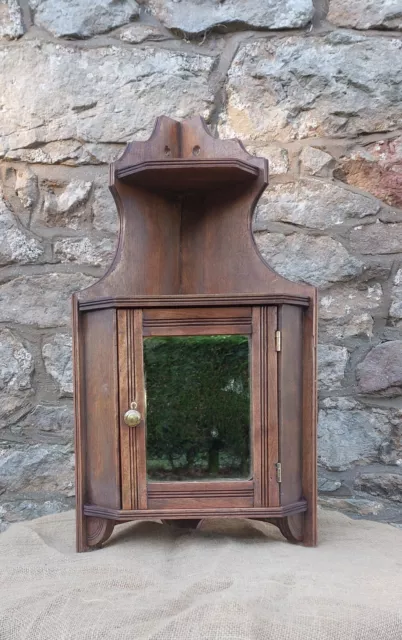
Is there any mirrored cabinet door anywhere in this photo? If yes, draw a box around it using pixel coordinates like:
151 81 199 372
117 306 281 511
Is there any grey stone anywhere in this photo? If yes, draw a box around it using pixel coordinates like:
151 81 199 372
380 409 402 466
6 141 124 166
319 282 383 340
219 34 402 142
0 497 72 531
0 195 44 266
0 41 215 158
11 404 73 445
389 268 402 326
246 143 289 175
0 442 74 494
355 473 402 503
118 23 167 44
318 397 392 471
30 0 140 38
300 147 333 175
146 0 313 34
0 329 34 425
43 180 92 229
0 273 96 327
54 237 115 268
357 341 402 396
335 137 402 209
0 0 24 39
349 222 402 255
318 476 342 493
255 232 363 288
319 496 384 516
317 344 348 390
255 180 379 230
92 180 119 234
15 166 39 210
328 0 402 30
42 334 73 397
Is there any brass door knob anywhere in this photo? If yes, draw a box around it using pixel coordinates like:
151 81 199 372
123 401 141 427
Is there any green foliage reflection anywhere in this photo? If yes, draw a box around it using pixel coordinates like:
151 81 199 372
144 335 250 481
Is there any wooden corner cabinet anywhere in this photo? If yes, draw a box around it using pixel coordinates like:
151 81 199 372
73 116 317 552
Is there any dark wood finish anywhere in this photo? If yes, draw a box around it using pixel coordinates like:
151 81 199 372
80 294 310 311
251 306 279 508
73 306 120 551
143 306 252 336
73 115 317 551
117 309 147 511
302 296 318 547
148 480 254 510
84 500 308 521
117 158 259 190
278 305 303 506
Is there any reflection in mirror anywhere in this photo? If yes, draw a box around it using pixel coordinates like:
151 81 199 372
144 335 251 482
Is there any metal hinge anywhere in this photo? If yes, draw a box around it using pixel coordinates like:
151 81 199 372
275 462 282 483
275 330 281 352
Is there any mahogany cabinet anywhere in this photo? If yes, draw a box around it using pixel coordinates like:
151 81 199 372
73 116 317 551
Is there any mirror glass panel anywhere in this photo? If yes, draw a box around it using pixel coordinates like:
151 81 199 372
144 335 251 482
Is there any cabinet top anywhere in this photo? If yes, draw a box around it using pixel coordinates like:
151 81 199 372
76 115 316 303
111 115 267 193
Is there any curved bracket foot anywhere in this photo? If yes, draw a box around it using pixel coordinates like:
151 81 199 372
86 517 115 550
260 514 304 544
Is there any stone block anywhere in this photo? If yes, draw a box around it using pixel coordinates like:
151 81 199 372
0 273 96 327
11 404 74 445
255 179 379 230
0 42 215 158
300 146 333 175
54 237 115 268
317 344 348 390
319 282 382 339
29 0 140 38
319 495 384 516
145 0 313 35
219 34 402 142
318 397 392 471
15 166 39 210
355 473 402 503
255 232 362 288
0 0 24 39
328 0 402 30
335 137 402 209
0 442 74 495
0 195 44 266
0 328 34 425
357 341 402 395
349 221 402 255
42 180 92 228
42 334 73 397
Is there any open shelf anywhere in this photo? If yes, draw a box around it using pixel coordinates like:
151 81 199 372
116 158 260 192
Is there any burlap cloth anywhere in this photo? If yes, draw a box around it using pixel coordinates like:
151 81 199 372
0 509 401 639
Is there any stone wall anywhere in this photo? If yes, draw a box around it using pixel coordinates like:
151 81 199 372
1 0 402 530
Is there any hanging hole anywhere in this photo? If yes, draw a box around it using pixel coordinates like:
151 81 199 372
164 145 171 156
192 145 201 156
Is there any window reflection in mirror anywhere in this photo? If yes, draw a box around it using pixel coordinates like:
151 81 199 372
144 335 251 482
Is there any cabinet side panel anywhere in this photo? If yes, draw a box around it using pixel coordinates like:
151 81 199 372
81 309 121 508
279 305 303 506
302 296 318 546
